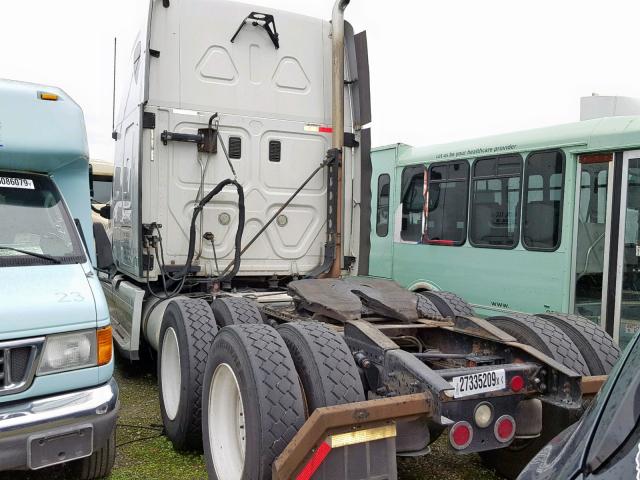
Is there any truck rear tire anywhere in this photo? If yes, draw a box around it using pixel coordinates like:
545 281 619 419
202 324 305 480
486 312 590 375
536 312 620 375
211 297 264 327
68 426 116 479
158 298 218 451
277 321 365 413
481 312 591 478
415 293 442 319
420 291 475 317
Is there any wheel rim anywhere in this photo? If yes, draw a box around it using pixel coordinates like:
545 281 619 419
208 363 246 480
161 327 181 421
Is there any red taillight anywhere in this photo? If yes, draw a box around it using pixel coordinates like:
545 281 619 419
510 375 525 393
449 421 473 450
494 415 516 443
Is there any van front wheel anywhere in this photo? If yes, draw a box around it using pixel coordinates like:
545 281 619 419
68 426 116 479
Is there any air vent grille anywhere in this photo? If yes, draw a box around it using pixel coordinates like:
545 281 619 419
228 137 242 159
269 140 281 162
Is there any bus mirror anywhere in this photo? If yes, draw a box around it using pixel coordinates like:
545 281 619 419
89 164 95 198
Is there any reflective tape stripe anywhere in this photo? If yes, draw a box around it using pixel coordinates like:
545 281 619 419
295 441 331 480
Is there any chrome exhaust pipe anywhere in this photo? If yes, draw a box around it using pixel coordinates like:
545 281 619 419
328 0 350 278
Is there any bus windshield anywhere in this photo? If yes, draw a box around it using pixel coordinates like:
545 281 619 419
0 172 85 267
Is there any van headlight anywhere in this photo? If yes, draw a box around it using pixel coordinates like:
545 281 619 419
37 330 97 375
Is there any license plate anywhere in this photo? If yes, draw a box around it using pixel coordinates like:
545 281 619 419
28 425 93 470
451 369 506 398
0 177 34 189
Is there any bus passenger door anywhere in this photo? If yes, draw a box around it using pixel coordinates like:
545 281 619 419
574 151 640 348
368 148 396 278
615 151 640 347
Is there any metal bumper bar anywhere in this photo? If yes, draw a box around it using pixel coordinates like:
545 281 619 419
0 379 119 470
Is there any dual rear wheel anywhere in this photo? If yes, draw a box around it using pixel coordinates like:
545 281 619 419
157 296 363 480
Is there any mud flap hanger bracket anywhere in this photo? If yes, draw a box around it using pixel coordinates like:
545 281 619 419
230 12 279 49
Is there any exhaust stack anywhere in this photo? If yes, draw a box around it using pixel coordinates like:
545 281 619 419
328 0 350 278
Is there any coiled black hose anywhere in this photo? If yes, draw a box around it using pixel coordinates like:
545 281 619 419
181 178 245 284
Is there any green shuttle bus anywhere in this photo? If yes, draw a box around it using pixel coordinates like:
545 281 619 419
370 115 640 348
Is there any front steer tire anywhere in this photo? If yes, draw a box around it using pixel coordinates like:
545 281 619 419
202 324 305 480
158 297 218 451
68 426 116 479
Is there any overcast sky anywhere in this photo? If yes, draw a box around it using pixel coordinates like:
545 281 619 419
3 0 640 162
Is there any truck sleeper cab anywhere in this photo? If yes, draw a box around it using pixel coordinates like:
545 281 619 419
0 80 118 478
97 1 611 479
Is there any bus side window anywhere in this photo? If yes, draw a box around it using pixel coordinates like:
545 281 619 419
522 150 565 251
424 161 469 245
469 155 522 248
376 174 390 237
400 166 425 242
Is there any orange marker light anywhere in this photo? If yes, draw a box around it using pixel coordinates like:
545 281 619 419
39 92 59 101
97 326 113 366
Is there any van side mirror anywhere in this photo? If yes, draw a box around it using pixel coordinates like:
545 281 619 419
99 204 111 220
89 164 95 198
93 222 114 270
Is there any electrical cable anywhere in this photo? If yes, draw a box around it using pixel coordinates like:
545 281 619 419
218 156 331 277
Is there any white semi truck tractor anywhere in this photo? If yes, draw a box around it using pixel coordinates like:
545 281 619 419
96 1 615 478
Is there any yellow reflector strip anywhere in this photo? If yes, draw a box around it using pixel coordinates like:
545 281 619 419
327 424 396 449
40 92 59 101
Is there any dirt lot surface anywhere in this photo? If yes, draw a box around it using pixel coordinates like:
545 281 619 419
0 355 503 480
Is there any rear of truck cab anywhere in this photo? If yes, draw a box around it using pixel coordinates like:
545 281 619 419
0 79 118 474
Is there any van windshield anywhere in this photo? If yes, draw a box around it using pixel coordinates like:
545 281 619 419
0 172 85 267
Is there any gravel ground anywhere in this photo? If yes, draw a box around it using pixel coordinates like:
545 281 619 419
0 354 503 480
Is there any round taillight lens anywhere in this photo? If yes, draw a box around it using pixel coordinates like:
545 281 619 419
449 421 473 450
510 375 525 393
494 415 516 443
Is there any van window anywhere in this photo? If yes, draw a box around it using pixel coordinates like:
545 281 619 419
425 161 469 245
0 172 85 266
469 155 522 248
522 151 565 250
376 174 390 237
400 166 425 242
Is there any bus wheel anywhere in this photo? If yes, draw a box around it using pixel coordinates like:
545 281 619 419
202 324 305 480
158 298 218 451
419 291 474 317
211 297 264 328
277 321 365 412
481 312 590 478
535 312 620 375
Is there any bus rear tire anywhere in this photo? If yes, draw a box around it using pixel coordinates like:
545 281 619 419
535 312 620 375
158 298 218 451
202 324 305 480
277 321 365 412
211 297 264 328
